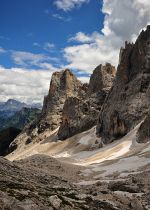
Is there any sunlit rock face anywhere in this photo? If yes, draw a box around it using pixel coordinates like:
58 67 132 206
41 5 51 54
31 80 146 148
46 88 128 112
10 69 84 147
58 64 116 140
40 69 83 132
88 63 116 94
96 26 150 144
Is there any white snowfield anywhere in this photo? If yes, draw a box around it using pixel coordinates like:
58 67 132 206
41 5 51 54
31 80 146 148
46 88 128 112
7 123 150 179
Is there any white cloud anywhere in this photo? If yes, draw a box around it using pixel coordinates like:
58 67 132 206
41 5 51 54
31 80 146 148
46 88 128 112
43 42 55 52
102 0 150 41
11 51 58 68
77 76 90 83
69 32 92 43
54 0 89 11
0 49 62 103
33 42 40 47
52 13 64 20
63 0 150 73
0 66 57 104
64 33 119 72
1 0 150 103
0 47 6 54
0 65 88 103
52 13 71 22
11 51 46 66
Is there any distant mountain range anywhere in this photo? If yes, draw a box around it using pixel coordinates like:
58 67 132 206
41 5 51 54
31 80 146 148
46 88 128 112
0 107 41 131
0 99 42 131
0 99 42 117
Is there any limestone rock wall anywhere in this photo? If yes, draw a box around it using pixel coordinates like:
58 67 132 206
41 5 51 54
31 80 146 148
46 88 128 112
58 64 115 140
39 69 82 132
11 69 83 147
96 26 150 144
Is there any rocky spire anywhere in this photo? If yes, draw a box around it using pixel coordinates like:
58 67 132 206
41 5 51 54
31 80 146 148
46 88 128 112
11 69 84 148
38 69 83 132
96 25 150 143
58 63 116 140
88 63 116 94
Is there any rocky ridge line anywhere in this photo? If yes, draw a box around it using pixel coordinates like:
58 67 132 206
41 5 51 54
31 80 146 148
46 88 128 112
11 64 115 149
58 63 115 140
96 25 150 144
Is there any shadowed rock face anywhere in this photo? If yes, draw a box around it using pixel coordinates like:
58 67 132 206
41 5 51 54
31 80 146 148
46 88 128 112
58 64 115 140
137 110 150 143
0 127 21 156
96 26 150 144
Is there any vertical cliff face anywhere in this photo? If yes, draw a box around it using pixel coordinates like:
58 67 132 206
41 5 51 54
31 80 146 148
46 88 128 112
137 110 150 143
39 69 82 132
11 69 84 148
58 64 115 140
96 26 150 144
88 63 116 94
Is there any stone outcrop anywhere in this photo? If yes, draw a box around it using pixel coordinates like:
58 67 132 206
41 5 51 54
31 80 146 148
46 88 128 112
11 69 83 147
58 64 115 140
137 110 150 143
96 26 150 144
88 63 116 94
39 69 82 132
0 155 149 210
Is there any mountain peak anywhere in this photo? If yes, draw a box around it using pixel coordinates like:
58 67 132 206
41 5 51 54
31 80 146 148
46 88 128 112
88 63 116 94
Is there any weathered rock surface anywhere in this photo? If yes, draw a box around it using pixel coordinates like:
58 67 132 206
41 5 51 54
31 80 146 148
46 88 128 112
39 69 83 132
11 69 84 147
88 63 116 94
137 110 150 143
58 64 115 140
97 25 150 144
0 156 149 210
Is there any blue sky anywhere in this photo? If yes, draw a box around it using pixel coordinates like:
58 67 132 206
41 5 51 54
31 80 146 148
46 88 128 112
0 0 103 70
0 0 150 103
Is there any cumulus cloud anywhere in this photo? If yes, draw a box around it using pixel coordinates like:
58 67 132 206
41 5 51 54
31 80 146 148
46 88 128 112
1 0 150 103
64 0 150 72
0 65 88 104
0 66 56 104
77 76 90 83
0 50 59 103
54 0 89 11
11 51 47 66
11 51 58 68
68 32 92 43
